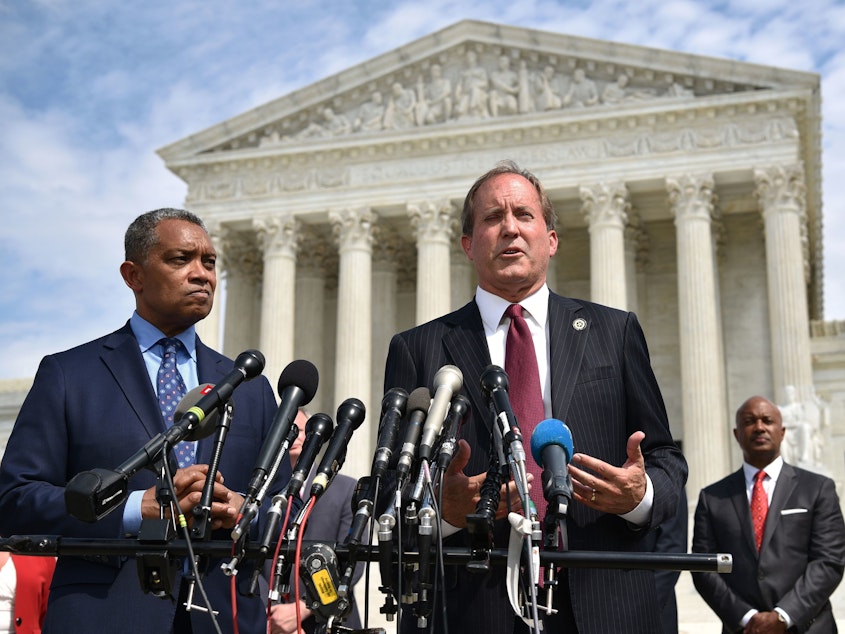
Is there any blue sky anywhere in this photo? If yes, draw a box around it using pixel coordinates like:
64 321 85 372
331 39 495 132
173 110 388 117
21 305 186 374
2 0 845 380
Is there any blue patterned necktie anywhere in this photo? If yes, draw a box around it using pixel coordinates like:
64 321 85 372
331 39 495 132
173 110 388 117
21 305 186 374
156 337 194 468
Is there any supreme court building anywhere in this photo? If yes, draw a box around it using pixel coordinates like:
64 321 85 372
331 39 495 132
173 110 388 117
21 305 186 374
4 20 842 510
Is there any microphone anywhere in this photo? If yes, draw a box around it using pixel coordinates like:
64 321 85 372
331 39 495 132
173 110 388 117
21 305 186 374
285 412 334 500
163 350 265 447
310 398 366 497
64 355 262 524
418 365 463 463
395 387 431 482
372 388 409 481
529 419 575 516
436 393 470 473
346 388 408 547
240 360 319 507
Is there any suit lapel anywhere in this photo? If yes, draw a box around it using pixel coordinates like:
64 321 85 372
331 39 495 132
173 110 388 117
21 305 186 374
727 469 759 555
101 324 165 439
194 338 229 464
761 463 797 552
548 294 588 421
442 301 492 428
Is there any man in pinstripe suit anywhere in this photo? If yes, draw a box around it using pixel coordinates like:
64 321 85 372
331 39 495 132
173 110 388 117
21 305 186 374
383 160 688 633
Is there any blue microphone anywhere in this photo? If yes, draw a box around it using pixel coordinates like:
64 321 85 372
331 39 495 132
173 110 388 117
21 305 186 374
529 419 574 514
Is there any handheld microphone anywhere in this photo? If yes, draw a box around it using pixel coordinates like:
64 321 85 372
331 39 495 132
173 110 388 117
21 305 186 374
241 360 319 507
437 393 470 468
418 365 463 463
529 419 575 515
284 413 334 501
395 387 431 482
310 398 366 497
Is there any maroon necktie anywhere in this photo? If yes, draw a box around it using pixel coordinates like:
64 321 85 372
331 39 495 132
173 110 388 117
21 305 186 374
751 470 768 551
504 304 546 517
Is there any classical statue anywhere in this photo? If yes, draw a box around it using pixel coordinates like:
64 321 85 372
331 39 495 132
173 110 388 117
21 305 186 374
488 54 520 117
454 49 489 119
563 68 599 108
416 64 452 125
354 90 386 132
383 81 417 130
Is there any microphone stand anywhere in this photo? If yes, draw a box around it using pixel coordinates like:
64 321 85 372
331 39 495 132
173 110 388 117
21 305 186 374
191 401 234 541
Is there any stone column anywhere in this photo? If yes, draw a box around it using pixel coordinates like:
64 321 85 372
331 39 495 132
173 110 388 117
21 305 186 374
667 174 730 496
195 221 225 349
254 215 300 385
580 182 629 310
221 232 262 359
624 211 647 316
329 207 376 481
754 164 814 403
409 199 455 325
295 228 331 414
451 240 475 310
371 229 402 449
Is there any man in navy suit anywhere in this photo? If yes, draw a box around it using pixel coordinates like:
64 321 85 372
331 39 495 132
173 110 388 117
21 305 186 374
0 208 292 633
692 395 845 633
383 161 687 633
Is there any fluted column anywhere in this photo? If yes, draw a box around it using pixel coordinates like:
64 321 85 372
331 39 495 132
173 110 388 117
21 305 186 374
409 200 455 324
295 228 331 413
754 164 814 403
372 229 402 449
195 221 224 349
624 211 647 316
330 207 376 481
580 182 629 310
451 240 475 310
667 174 730 495
221 232 262 359
254 215 300 384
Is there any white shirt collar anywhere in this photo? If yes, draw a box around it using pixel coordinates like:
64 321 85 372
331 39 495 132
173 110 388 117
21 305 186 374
475 284 550 334
742 455 784 484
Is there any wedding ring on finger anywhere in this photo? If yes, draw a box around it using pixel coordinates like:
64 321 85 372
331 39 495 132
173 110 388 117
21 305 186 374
590 488 597 503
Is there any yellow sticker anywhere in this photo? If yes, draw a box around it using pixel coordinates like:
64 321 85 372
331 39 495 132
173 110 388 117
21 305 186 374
312 569 338 605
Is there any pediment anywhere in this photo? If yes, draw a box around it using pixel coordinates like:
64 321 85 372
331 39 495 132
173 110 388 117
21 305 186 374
157 19 819 164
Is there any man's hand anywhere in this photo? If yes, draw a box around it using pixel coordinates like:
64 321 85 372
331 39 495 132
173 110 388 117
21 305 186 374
140 464 242 529
439 439 531 527
269 601 312 634
568 431 646 514
744 610 788 633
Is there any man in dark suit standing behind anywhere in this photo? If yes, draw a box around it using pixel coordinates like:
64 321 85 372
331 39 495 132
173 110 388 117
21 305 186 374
0 208 291 633
692 395 845 633
383 160 688 633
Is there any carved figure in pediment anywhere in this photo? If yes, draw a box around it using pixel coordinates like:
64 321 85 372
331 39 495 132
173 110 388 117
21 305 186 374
416 64 453 125
517 60 534 113
383 81 417 130
666 82 694 98
296 107 351 139
354 90 386 132
563 68 599 108
489 54 520 117
535 65 562 111
602 73 630 105
454 49 490 119
259 129 283 147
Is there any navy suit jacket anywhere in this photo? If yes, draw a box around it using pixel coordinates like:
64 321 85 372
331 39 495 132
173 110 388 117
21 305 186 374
382 293 688 634
0 322 289 634
692 463 845 633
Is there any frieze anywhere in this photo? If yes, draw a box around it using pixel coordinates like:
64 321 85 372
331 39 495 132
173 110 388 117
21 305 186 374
206 42 762 154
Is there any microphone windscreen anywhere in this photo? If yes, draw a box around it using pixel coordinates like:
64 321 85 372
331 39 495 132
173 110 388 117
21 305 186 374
277 359 320 405
530 418 574 467
175 384 220 440
407 386 432 414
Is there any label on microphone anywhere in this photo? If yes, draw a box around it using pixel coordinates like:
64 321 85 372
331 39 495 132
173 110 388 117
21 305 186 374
312 569 338 605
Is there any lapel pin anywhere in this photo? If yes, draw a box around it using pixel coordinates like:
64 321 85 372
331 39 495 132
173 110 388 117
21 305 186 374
572 318 587 331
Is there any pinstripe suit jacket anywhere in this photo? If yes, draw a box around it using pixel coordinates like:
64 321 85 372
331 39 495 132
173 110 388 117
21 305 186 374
692 463 845 633
0 322 289 634
383 292 688 634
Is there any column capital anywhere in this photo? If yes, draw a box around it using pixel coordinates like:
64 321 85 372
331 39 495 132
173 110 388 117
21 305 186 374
753 163 806 217
579 181 629 229
253 215 301 258
298 226 335 275
373 227 406 269
666 173 716 223
329 207 377 251
408 199 457 243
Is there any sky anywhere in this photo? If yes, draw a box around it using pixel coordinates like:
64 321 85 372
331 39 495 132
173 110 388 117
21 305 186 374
2 0 845 380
